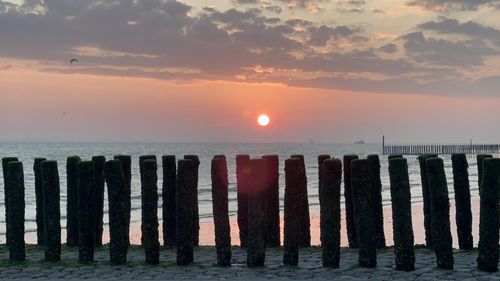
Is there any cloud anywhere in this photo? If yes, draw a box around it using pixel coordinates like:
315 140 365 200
378 43 398 54
406 0 500 11
0 63 12 70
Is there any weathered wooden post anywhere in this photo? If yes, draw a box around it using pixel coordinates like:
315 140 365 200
291 154 310 247
184 155 200 246
367 154 386 248
66 156 81 247
211 157 232 266
113 155 132 246
388 155 403 160
389 157 415 271
176 159 195 266
139 155 157 176
41 160 61 262
351 159 377 268
417 154 438 249
34 158 46 246
162 155 176 247
214 155 226 159
283 158 301 266
6 161 25 261
236 154 250 248
426 157 453 269
92 156 106 247
262 155 280 247
318 154 331 201
320 159 342 268
3 157 18 246
141 159 160 264
477 154 493 193
343 155 359 248
77 161 95 262
451 154 473 250
247 158 267 267
477 158 500 272
105 160 128 265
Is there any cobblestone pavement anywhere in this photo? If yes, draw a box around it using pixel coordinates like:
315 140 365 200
0 245 499 280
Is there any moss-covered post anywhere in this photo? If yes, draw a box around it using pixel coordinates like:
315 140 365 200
77 161 95 263
343 155 359 249
162 155 176 247
211 157 232 266
320 159 342 268
236 154 250 248
351 159 377 268
247 158 267 267
105 160 128 265
41 160 61 262
367 154 386 248
184 155 200 246
426 157 453 269
477 158 500 272
66 156 81 247
6 161 25 261
389 157 415 271
2 157 18 246
477 154 493 193
417 154 438 249
291 154 310 247
34 157 46 246
283 158 301 266
451 154 473 250
141 159 160 264
176 159 194 266
262 155 280 247
92 156 106 247
113 155 132 246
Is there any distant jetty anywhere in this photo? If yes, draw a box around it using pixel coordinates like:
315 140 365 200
382 136 500 155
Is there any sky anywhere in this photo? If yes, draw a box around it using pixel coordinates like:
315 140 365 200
0 0 499 143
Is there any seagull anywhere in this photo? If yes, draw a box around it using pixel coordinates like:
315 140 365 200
70 58 79 64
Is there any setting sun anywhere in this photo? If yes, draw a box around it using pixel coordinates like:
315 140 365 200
257 114 270 127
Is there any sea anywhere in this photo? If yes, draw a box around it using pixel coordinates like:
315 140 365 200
0 142 486 245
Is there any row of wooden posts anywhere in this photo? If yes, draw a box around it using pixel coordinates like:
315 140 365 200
1 153 500 272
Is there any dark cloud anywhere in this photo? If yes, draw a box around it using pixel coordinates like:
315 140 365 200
379 43 398 54
407 0 500 11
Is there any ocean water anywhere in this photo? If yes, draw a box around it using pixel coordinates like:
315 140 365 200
0 142 485 244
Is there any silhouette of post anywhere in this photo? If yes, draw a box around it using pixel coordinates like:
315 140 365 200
113 155 132 246
211 157 232 266
77 161 95 262
176 159 194 266
92 156 106 247
263 155 280 247
141 159 160 264
34 157 46 246
291 154 310 247
247 159 267 267
426 157 453 269
343 155 359 248
417 154 438 249
41 160 61 262
477 154 493 193
283 158 301 266
451 154 473 250
6 161 25 261
388 155 403 160
105 160 128 265
318 154 331 202
351 159 377 268
214 155 226 159
2 157 18 246
389 157 415 271
236 154 250 248
66 156 81 247
320 159 342 268
184 155 200 246
162 155 176 247
367 154 386 248
477 158 500 272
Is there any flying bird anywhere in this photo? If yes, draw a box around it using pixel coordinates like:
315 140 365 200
70 58 79 64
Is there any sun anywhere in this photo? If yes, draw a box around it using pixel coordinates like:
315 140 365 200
257 114 270 127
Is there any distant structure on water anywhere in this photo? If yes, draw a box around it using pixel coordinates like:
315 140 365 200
382 136 500 155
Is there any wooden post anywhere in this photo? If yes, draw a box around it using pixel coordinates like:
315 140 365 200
176 159 194 266
92 156 106 247
283 158 301 266
388 157 415 271
320 159 342 268
247 159 267 267
66 156 81 247
291 154 310 247
211 157 232 266
451 154 473 250
417 154 438 249
34 158 46 246
113 155 132 246
141 159 160 264
426 157 453 269
262 155 280 247
318 155 331 206
343 155 359 248
351 159 377 268
77 161 95 262
162 155 176 247
2 157 18 246
41 160 61 262
236 154 250 248
105 160 128 265
477 154 493 193
367 154 385 248
6 161 25 261
477 158 500 272
184 155 200 246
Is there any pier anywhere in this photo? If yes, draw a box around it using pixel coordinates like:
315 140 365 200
382 136 500 155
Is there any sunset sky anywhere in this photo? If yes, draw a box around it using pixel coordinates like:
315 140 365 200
0 0 499 143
